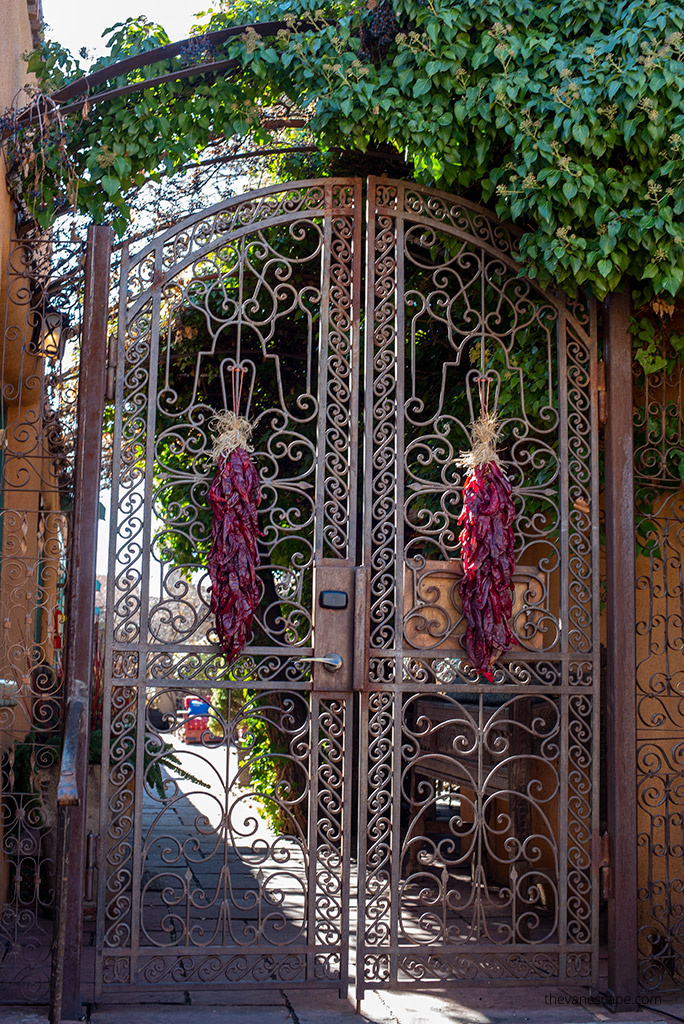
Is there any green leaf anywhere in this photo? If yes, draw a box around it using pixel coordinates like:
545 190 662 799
101 176 121 196
413 78 432 98
572 123 590 145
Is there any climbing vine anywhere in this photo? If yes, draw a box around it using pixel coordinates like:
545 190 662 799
5 0 684 307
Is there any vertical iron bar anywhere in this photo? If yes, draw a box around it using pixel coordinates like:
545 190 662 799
95 239 129 996
341 180 362 997
347 179 363 563
557 308 569 974
307 692 320 982
356 177 378 998
589 298 601 989
128 239 163 978
340 696 353 997
313 183 332 564
355 689 369 1002
51 224 113 1024
604 288 638 1000
390 187 403 985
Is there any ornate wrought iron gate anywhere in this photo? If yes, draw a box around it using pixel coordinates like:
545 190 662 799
96 179 361 994
94 177 600 998
356 180 599 992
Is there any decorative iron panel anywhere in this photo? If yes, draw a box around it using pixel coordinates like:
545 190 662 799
356 178 600 993
0 235 84 1002
95 179 360 995
634 356 684 991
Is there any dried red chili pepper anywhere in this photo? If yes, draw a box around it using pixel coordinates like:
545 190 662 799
208 412 262 661
457 413 516 680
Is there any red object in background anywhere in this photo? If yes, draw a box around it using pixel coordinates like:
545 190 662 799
53 607 63 649
183 695 210 743
458 459 516 681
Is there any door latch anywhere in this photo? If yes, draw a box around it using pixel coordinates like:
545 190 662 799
296 653 343 672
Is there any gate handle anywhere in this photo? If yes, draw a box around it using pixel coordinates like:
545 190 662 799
296 653 343 672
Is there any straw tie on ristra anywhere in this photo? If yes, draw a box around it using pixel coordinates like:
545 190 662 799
457 388 516 682
207 368 262 661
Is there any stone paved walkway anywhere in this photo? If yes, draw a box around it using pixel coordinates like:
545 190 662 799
4 987 682 1024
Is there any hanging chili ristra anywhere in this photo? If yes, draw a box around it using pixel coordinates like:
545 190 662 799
207 370 262 661
457 404 516 681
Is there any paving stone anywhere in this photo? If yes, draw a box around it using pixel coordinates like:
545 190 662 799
189 990 287 1006
0 1011 49 1024
92 1007 292 1023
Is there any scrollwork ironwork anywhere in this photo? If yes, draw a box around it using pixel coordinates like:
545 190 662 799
634 356 684 992
358 178 599 992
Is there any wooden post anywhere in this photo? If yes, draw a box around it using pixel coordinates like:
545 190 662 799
603 288 638 999
50 224 113 1023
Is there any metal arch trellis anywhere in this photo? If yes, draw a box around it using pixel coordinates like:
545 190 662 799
4 20 330 128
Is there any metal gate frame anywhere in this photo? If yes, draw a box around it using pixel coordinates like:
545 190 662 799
356 178 601 993
47 180 642 1018
95 179 362 999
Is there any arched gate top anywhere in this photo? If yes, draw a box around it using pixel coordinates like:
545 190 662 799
121 176 592 340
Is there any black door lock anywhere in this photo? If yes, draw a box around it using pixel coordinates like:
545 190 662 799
319 590 348 610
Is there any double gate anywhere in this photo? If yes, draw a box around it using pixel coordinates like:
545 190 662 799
86 177 600 996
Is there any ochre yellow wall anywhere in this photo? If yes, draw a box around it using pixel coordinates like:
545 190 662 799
1 0 41 321
0 0 44 721
0 0 43 904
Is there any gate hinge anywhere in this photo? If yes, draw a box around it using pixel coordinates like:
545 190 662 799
105 333 118 401
599 831 611 900
597 358 607 425
85 831 100 901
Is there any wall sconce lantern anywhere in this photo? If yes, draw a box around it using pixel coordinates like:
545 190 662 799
39 306 68 361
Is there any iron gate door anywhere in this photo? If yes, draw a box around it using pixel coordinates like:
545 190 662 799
96 179 362 995
94 177 600 998
356 179 600 993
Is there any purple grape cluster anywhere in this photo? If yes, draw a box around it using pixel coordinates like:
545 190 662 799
360 0 398 61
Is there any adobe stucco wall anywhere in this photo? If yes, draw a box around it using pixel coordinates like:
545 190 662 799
0 0 44 701
1 0 41 297
0 1 42 903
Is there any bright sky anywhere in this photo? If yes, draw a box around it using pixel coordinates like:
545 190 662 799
41 0 201 57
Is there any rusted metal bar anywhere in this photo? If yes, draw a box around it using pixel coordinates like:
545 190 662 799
50 224 113 1024
603 288 638 1000
599 832 612 902
596 358 607 425
56 693 86 806
85 833 98 902
105 331 117 402
54 58 241 118
49 20 314 104
3 19 333 136
353 565 370 691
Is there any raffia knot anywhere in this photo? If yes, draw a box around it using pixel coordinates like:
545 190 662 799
211 411 254 461
456 412 502 470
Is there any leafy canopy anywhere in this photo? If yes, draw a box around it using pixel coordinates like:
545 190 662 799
11 0 684 301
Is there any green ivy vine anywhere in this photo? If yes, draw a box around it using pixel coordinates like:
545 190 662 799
4 0 684 311
630 303 684 373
